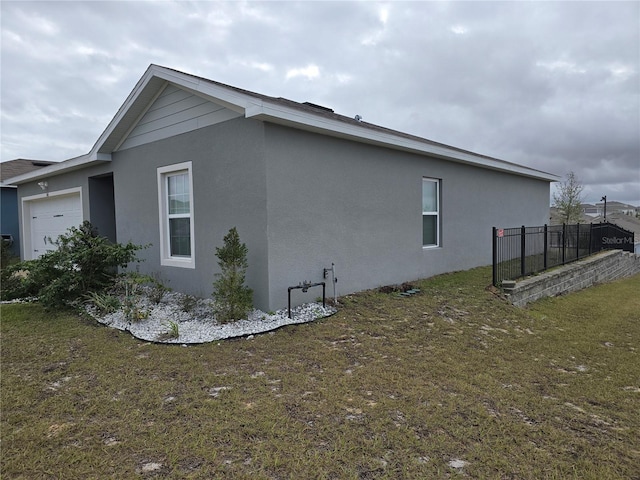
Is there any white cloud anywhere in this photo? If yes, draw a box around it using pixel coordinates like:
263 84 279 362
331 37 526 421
536 60 587 75
249 61 274 72
361 4 391 46
286 64 320 81
379 6 389 25
1 29 25 48
26 12 60 36
335 73 353 85
607 63 635 81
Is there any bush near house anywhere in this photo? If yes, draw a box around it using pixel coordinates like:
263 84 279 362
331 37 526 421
0 239 12 271
212 227 253 323
0 221 144 309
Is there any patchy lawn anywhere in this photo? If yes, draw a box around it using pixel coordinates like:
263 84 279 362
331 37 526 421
1 267 638 479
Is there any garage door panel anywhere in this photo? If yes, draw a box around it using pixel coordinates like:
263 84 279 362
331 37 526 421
28 193 82 258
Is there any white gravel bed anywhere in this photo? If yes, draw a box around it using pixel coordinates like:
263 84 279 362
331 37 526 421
84 289 337 344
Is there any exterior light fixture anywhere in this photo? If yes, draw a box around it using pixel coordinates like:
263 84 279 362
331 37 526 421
38 181 48 191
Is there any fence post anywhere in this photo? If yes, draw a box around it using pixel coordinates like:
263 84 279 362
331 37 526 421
521 225 526 278
589 223 593 255
562 223 566 265
576 223 580 259
543 224 548 270
492 227 497 287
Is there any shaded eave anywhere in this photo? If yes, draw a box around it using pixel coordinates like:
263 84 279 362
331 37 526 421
6 64 559 185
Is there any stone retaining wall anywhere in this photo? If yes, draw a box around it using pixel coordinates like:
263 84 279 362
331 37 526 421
503 250 640 307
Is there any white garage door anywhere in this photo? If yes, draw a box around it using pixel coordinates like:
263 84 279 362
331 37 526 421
28 193 82 258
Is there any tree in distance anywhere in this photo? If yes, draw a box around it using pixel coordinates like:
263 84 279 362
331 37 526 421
553 171 585 224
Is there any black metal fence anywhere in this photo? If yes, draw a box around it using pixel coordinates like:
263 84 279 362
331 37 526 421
492 222 635 286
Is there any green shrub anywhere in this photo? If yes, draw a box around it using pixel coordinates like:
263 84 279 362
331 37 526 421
212 227 253 323
0 221 145 309
147 274 171 304
112 272 153 321
0 239 12 271
84 291 121 315
179 294 199 313
0 262 32 300
162 320 180 340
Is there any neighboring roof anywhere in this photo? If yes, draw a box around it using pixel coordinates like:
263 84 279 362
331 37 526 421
1 159 56 185
549 207 594 225
6 64 559 185
595 201 638 209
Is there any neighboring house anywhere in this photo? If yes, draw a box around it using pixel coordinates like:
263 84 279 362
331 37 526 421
5 65 558 311
1 159 55 256
595 201 638 217
549 207 593 226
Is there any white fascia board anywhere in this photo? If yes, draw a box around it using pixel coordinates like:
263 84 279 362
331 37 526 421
4 154 111 185
246 102 559 182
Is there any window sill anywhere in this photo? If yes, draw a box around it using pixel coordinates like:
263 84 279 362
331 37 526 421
160 257 195 269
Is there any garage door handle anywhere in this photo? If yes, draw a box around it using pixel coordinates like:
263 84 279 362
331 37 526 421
44 236 47 245
53 214 63 217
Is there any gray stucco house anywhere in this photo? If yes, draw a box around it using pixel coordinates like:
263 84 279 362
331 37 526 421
7 65 557 310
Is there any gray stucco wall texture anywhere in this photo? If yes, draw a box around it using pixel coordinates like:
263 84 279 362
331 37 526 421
111 118 270 307
17 116 550 312
263 124 550 309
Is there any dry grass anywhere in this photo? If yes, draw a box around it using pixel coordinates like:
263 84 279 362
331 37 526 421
1 267 639 479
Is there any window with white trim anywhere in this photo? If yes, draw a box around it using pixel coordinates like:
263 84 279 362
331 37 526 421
157 162 195 268
422 178 440 247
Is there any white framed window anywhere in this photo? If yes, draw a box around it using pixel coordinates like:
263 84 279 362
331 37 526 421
157 162 195 268
422 178 440 247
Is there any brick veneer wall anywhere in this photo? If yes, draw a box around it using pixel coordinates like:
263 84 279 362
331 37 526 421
504 250 640 307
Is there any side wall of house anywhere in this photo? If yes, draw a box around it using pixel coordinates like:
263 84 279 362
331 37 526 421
17 118 271 309
16 116 550 312
264 124 550 309
110 118 269 306
1 187 20 256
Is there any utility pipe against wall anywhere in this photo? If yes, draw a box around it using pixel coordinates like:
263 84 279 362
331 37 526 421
288 281 326 319
323 263 338 304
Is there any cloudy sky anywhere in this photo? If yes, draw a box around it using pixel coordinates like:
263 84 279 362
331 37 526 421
1 1 638 205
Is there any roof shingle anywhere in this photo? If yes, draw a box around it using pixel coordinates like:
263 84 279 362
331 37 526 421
0 159 56 183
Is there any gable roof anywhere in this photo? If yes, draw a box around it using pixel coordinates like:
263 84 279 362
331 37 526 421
6 64 558 185
0 159 56 186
